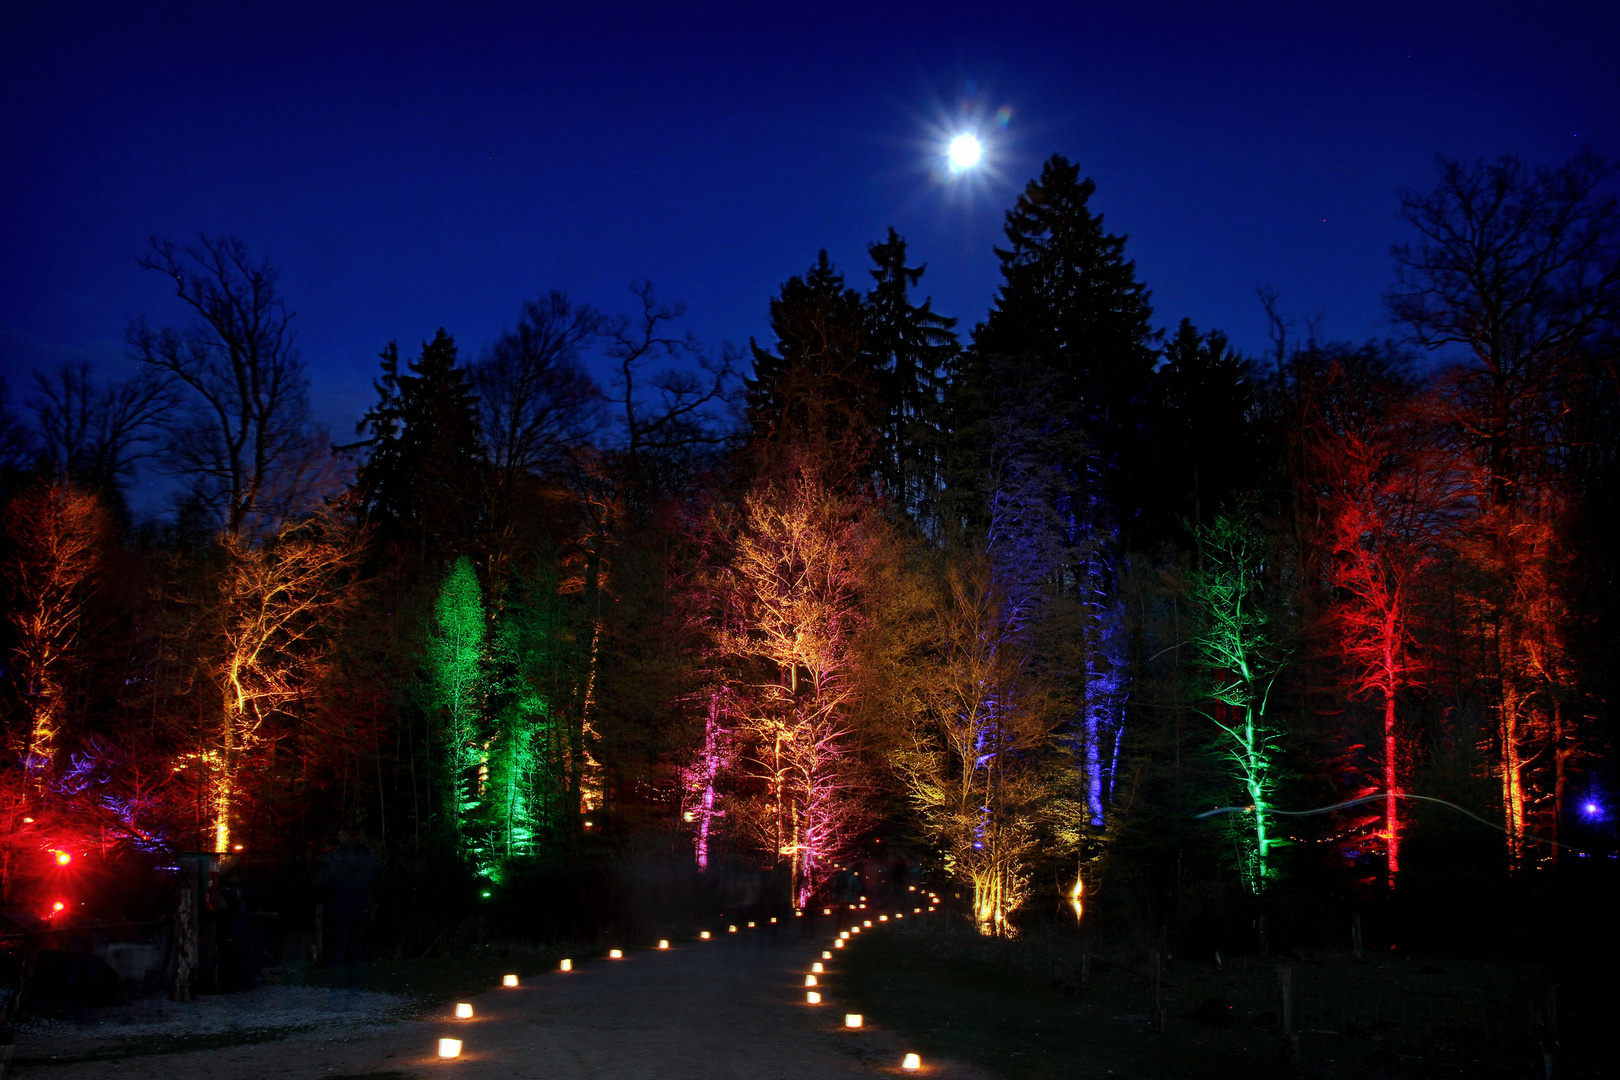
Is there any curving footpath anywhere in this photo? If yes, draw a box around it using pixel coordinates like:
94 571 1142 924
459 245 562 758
23 917 989 1079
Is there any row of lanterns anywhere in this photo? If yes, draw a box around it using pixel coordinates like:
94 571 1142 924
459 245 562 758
803 907 930 1073
437 894 944 1065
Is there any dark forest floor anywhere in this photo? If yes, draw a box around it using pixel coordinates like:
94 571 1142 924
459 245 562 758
834 925 1557 1080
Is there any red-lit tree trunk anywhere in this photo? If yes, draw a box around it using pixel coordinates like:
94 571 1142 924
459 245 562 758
1313 375 1462 885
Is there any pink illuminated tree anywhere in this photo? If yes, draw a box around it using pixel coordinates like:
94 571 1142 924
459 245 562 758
712 453 876 905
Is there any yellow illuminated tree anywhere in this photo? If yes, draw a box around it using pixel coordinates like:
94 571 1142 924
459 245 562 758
203 511 361 852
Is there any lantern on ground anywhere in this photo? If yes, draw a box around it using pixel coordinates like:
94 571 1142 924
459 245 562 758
609 949 623 959
560 959 572 972
454 1003 473 1019
902 1053 921 1071
747 921 755 927
729 925 737 933
805 975 817 987
823 908 831 915
839 931 849 939
821 951 832 959
502 975 518 987
770 917 777 923
438 1038 462 1058
895 913 903 920
844 1014 863 1028
806 991 821 1004
700 931 711 939
811 962 823 973
658 940 669 949
863 920 872 927
834 940 844 948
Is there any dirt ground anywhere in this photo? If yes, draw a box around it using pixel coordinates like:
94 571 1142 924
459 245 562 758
15 928 993 1079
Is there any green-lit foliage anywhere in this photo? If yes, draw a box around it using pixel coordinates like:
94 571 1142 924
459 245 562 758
476 562 577 878
1186 510 1285 891
428 556 486 843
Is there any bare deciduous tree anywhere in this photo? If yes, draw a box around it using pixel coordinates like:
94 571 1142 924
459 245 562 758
29 361 176 492
129 235 333 538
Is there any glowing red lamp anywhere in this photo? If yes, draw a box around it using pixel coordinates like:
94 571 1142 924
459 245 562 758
54 851 72 867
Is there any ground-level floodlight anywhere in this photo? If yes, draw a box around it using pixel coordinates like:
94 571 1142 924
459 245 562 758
438 1038 462 1058
806 991 821 1004
560 958 572 972
845 1014 863 1028
902 1052 921 1071
502 975 518 987
609 949 623 959
454 1003 473 1019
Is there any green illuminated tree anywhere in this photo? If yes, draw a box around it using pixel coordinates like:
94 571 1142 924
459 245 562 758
1186 509 1286 889
427 556 487 843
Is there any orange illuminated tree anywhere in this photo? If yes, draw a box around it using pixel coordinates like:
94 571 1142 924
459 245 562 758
713 454 877 906
2 482 109 779
199 511 362 853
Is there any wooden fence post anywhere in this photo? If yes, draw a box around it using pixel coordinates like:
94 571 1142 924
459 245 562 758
1150 950 1164 1031
1277 965 1300 1066
173 884 196 1002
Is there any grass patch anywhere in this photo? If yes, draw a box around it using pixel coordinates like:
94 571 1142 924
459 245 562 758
836 929 1272 1080
12 1025 314 1067
835 926 1534 1080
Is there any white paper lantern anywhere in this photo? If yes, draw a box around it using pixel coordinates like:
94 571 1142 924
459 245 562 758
438 1038 462 1058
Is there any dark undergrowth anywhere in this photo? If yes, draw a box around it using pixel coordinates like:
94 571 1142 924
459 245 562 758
834 923 1552 1080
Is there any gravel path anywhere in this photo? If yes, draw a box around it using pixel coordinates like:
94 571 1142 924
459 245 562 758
15 928 992 1079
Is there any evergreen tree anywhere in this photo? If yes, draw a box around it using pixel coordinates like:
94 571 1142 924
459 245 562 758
427 555 487 845
746 252 880 456
864 228 958 523
1157 318 1265 529
971 155 1158 531
354 330 487 564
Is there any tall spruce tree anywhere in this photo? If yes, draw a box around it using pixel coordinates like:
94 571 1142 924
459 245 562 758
746 252 880 457
354 329 487 564
971 155 1158 532
1157 318 1265 530
864 228 958 523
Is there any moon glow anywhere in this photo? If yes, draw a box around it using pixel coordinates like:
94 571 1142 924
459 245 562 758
947 133 983 171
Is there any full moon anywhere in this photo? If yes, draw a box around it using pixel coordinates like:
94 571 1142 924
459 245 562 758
947 133 983 171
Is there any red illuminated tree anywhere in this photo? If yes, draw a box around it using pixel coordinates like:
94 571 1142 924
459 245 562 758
1313 372 1464 882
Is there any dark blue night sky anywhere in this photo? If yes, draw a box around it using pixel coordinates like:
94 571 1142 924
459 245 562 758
4 1 1616 444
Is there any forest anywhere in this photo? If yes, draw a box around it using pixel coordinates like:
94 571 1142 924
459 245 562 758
3 148 1617 963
